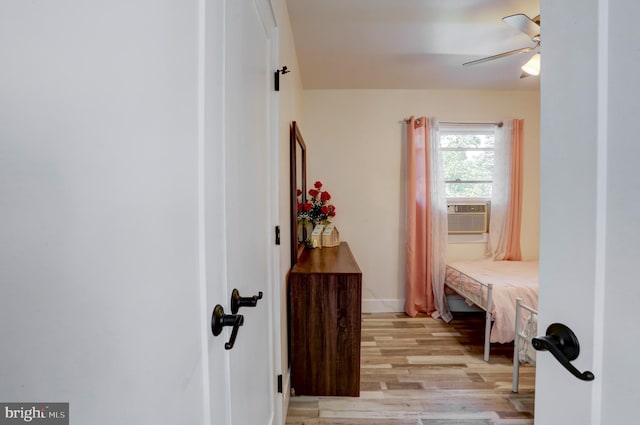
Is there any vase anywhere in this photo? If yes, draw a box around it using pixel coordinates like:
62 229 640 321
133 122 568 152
298 220 314 243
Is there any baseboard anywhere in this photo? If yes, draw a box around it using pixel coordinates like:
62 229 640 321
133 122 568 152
362 298 404 313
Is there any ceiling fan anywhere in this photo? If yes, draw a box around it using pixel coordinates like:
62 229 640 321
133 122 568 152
463 13 541 77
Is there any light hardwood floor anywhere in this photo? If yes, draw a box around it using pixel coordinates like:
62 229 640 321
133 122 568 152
286 312 535 425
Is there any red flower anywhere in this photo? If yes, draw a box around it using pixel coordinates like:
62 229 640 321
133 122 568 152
296 180 336 227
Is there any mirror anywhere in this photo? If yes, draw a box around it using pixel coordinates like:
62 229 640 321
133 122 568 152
290 121 306 266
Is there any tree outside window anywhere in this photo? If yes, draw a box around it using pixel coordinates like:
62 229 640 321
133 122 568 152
440 131 495 199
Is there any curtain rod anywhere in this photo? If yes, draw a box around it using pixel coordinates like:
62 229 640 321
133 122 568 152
403 119 503 128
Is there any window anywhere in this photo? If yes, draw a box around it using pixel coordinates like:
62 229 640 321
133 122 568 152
440 124 496 239
439 125 495 199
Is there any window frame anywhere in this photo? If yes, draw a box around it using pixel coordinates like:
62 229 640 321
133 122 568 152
439 124 496 240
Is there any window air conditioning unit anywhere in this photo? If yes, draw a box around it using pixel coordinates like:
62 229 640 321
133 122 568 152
447 203 488 234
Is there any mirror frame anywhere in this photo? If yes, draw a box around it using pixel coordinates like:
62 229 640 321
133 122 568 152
290 121 306 267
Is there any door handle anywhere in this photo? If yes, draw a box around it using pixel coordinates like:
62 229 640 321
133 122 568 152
230 288 263 314
532 323 595 381
211 305 244 350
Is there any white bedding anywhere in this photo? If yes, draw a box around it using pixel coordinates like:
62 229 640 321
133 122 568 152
446 259 538 343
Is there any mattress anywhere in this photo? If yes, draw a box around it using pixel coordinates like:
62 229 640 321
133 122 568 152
445 259 538 343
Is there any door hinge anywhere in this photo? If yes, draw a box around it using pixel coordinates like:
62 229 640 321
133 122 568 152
275 225 280 245
277 374 283 393
274 66 289 92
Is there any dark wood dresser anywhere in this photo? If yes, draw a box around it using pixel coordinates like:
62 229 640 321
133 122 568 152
288 242 362 396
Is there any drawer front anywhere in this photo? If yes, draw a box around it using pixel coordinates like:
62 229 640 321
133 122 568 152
289 273 362 396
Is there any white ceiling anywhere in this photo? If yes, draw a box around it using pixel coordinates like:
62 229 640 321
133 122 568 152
286 0 541 90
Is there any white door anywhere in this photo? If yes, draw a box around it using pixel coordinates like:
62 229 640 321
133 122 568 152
207 1 278 424
0 1 277 424
537 0 640 423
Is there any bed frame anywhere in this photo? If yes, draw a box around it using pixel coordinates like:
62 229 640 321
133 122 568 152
512 297 538 393
445 266 494 361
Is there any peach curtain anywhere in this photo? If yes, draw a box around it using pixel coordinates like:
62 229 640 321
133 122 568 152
488 119 524 260
405 117 451 321
504 119 524 260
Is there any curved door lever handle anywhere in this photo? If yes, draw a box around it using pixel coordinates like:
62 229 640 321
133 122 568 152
211 304 244 350
230 288 263 314
532 323 595 381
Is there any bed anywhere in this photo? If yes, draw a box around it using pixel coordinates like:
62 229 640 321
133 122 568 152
444 259 538 361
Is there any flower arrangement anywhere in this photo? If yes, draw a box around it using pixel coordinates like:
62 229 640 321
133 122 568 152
297 180 336 226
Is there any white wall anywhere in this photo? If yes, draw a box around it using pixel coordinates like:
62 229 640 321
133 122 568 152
302 89 540 312
0 2 207 423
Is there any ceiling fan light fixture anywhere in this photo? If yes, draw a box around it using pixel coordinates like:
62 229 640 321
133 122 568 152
522 53 541 76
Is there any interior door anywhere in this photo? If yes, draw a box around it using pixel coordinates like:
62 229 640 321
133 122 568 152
203 0 279 425
537 0 640 423
0 1 210 423
207 1 278 424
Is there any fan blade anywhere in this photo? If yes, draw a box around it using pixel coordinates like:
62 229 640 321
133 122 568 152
463 46 535 66
503 13 540 38
520 72 530 79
